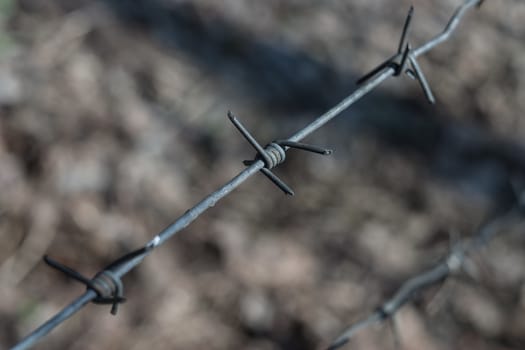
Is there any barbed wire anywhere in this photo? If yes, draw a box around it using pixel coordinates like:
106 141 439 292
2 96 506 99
327 176 525 349
326 203 524 350
11 1 485 349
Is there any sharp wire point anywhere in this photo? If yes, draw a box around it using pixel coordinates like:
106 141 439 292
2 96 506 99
228 111 273 167
261 168 295 195
275 140 333 155
398 5 415 54
409 55 436 104
44 256 93 286
356 53 397 85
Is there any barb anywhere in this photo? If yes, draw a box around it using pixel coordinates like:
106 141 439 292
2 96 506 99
326 206 522 350
357 5 437 103
229 111 331 196
397 5 414 55
11 1 485 349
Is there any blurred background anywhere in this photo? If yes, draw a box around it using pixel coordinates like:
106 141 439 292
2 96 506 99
1 0 525 349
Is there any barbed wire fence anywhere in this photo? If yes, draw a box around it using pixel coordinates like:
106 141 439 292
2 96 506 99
9 0 503 349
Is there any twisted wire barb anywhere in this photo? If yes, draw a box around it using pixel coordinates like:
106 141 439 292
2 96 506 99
11 1 485 349
326 206 524 350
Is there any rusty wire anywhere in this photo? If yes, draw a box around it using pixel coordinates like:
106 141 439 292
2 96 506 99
11 1 486 349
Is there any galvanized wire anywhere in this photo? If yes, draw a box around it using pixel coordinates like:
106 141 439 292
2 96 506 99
326 207 524 350
11 1 485 349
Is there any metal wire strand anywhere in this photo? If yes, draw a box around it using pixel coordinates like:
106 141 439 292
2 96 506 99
11 1 485 349
326 208 522 350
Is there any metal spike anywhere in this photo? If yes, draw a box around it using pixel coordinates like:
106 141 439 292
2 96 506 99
228 111 272 167
408 55 435 104
356 53 398 85
275 140 333 155
398 6 414 54
260 168 295 195
44 256 93 287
